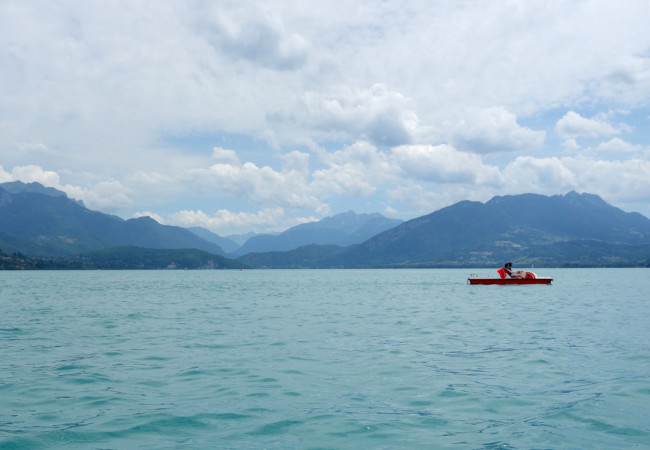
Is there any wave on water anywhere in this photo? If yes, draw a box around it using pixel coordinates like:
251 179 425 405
1 269 649 448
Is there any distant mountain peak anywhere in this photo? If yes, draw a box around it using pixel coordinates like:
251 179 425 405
0 181 86 207
129 215 159 224
232 210 403 256
1 181 67 197
187 226 240 253
240 191 650 268
0 187 225 257
561 190 610 208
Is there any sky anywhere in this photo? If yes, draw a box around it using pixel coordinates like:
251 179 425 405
1 0 650 236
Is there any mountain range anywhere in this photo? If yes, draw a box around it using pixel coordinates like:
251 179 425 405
229 211 402 257
239 192 650 268
0 182 402 266
186 227 240 254
1 181 649 268
346 192 650 265
0 182 225 257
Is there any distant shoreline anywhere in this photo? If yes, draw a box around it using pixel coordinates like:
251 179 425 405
2 254 647 271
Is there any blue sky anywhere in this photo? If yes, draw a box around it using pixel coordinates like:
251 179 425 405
1 1 650 235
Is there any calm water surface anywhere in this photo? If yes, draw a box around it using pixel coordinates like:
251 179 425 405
1 269 649 449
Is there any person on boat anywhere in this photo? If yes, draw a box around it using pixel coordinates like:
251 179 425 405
497 262 525 279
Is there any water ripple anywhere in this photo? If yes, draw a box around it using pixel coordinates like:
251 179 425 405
1 268 649 448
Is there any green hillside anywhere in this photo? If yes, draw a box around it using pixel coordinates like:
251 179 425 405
241 192 650 268
1 247 246 270
73 246 246 270
0 182 224 256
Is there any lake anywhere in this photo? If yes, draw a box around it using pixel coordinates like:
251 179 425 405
1 268 649 448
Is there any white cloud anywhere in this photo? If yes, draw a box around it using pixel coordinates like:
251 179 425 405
200 6 310 71
211 147 241 165
385 181 491 218
170 207 316 234
503 157 578 193
185 159 323 209
311 141 394 196
561 156 650 204
2 1 648 159
62 180 133 212
0 164 133 212
386 181 444 216
0 165 61 186
0 166 11 183
499 155 650 207
599 56 650 105
293 84 420 146
391 144 502 185
562 139 581 152
2 1 650 225
595 137 645 154
447 107 545 153
279 150 310 176
555 111 619 139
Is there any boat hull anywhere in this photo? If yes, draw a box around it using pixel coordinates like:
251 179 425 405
468 277 552 285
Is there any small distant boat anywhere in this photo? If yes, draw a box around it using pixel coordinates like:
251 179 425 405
468 273 553 285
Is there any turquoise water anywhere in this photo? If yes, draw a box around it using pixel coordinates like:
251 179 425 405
1 269 649 449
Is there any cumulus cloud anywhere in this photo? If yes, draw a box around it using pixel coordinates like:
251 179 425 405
279 150 310 176
386 181 446 216
200 7 310 70
562 139 581 152
562 156 650 204
385 180 494 218
555 111 620 139
184 158 323 210
2 1 650 225
497 155 650 208
294 84 420 147
62 180 133 212
311 141 394 196
391 144 501 185
448 107 545 153
211 146 241 165
0 164 133 212
0 167 12 183
600 56 650 104
503 157 577 193
2 165 61 187
595 137 645 154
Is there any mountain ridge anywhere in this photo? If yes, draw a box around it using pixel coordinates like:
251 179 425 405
231 211 403 256
0 183 225 257
240 191 650 268
1 182 649 268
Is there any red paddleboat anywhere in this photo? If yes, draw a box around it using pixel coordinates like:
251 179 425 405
468 272 553 285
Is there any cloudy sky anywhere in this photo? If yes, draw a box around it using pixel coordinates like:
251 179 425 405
2 1 650 235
